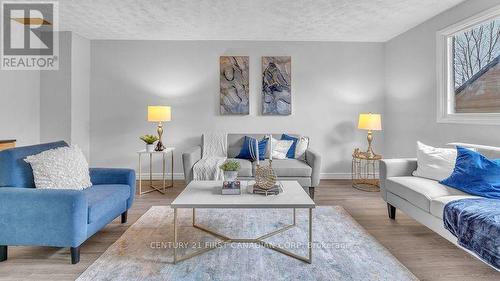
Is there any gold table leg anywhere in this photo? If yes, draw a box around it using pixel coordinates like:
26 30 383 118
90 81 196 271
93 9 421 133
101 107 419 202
173 208 312 264
139 151 174 196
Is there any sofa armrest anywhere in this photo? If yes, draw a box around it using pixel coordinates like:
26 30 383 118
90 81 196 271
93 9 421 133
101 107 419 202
0 188 88 247
89 168 136 208
182 146 202 184
379 158 417 180
305 149 322 187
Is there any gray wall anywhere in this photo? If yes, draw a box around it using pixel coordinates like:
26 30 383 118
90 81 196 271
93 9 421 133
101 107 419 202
90 41 385 177
71 33 91 159
0 31 90 156
40 32 72 144
384 0 500 158
0 71 40 146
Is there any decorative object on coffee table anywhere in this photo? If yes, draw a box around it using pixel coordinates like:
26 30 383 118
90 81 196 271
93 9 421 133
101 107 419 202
147 106 171 151
357 113 382 158
219 159 240 181
221 181 241 195
137 147 175 195
251 135 277 190
352 148 381 192
140 135 158 153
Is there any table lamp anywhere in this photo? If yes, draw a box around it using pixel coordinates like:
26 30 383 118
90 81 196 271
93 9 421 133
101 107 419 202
148 106 171 151
358 113 382 158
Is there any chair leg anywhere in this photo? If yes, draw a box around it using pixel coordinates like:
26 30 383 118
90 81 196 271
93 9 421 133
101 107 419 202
0 245 7 262
309 187 315 200
70 246 80 264
121 211 128 223
387 203 396 220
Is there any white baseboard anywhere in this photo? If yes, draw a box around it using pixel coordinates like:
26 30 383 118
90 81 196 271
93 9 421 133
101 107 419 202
319 173 352 179
137 173 186 180
137 172 351 180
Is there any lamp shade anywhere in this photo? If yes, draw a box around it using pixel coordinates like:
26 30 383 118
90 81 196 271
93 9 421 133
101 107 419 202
148 106 171 122
358 113 382 131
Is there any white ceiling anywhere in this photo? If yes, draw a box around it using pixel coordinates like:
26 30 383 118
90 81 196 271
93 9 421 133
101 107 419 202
55 0 466 41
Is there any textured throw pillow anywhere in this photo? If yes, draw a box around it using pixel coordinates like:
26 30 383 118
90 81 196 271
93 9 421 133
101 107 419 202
412 141 456 181
236 136 268 161
440 146 500 199
281 134 298 159
24 145 92 190
294 136 309 161
270 138 294 160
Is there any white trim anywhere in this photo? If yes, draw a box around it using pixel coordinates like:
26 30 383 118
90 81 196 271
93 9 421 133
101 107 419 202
319 173 353 179
138 173 185 180
137 172 354 180
436 4 500 125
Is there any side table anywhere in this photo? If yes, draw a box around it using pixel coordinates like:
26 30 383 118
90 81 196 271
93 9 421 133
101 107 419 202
137 148 175 195
352 148 382 192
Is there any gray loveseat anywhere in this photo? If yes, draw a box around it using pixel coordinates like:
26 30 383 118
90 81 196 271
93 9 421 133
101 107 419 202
380 143 500 268
182 134 321 199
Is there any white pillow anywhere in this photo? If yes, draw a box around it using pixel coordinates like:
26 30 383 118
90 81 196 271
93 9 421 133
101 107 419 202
412 141 456 181
294 136 309 160
270 138 293 160
24 145 92 190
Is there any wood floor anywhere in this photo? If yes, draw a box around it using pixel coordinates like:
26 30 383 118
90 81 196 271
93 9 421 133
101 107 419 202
0 180 498 281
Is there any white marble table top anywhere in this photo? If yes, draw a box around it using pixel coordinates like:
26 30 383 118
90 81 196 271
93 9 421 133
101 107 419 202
137 147 175 154
171 181 315 209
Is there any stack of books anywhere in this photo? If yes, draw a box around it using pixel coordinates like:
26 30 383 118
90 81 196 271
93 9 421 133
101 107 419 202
253 184 283 196
221 181 241 195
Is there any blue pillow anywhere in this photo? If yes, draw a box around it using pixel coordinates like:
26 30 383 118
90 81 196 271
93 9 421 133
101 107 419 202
236 136 268 161
440 146 500 199
281 134 298 159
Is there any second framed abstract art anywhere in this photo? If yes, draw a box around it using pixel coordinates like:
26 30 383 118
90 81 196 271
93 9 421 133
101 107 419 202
262 56 292 115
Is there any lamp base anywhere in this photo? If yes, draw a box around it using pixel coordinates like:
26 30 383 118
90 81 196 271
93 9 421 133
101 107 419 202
155 141 165 152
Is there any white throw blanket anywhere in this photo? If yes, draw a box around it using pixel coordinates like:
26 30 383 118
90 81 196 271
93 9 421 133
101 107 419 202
193 132 227 180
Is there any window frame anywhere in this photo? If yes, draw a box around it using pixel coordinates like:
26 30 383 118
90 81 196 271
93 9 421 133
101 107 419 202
436 5 500 125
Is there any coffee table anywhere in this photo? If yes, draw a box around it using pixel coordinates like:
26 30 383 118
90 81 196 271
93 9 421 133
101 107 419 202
170 180 315 264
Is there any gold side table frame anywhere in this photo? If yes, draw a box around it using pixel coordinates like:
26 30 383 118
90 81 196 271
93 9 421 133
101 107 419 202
352 149 381 192
138 148 175 195
172 208 313 264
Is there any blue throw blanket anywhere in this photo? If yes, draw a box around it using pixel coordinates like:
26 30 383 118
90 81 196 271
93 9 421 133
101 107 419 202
444 198 500 269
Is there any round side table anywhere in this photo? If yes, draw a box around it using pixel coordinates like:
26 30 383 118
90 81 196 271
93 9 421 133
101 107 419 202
352 149 382 192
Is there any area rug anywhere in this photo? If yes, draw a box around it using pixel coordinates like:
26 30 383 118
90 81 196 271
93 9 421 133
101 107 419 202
77 206 418 281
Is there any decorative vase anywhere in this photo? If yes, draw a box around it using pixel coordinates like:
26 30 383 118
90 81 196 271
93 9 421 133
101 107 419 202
224 171 238 182
146 144 155 153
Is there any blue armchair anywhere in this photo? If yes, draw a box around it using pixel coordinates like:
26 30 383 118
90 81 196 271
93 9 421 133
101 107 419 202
0 141 135 264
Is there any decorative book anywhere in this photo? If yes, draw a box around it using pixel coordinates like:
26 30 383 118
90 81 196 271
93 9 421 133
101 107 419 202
222 181 241 195
253 183 283 196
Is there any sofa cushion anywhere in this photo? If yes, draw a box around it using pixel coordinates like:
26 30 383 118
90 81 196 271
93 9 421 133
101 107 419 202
84 184 130 223
430 195 481 219
227 158 253 177
385 176 467 212
256 159 312 177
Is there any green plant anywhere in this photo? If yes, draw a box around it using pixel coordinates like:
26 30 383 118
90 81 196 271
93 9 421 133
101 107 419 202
219 160 241 171
140 134 159 145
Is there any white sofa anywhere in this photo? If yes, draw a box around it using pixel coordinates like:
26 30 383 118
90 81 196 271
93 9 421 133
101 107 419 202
380 143 500 266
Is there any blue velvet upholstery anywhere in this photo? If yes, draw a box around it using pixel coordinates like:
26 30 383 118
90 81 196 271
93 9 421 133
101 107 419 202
0 141 68 188
0 142 135 251
440 146 500 199
444 198 500 269
84 184 129 223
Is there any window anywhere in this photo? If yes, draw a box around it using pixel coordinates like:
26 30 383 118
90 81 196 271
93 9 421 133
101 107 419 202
437 5 500 124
